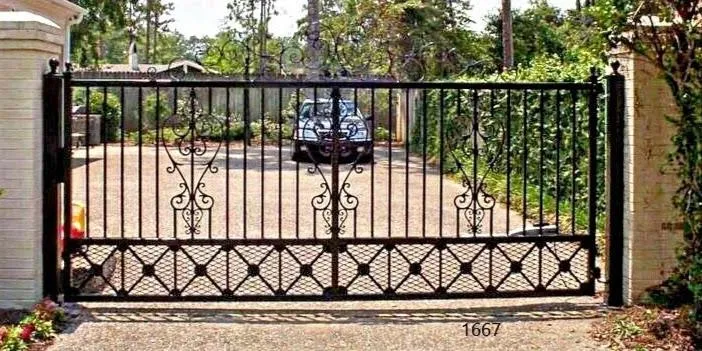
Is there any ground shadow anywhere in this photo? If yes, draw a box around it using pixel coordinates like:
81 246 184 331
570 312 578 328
64 301 605 331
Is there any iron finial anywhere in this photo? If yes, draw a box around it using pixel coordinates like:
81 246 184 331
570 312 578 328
65 62 74 73
48 58 59 74
611 61 622 75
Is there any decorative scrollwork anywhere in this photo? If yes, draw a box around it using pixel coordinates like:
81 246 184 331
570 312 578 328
162 88 223 237
160 22 480 81
452 91 507 236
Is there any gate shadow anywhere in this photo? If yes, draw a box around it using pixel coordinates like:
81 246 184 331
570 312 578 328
67 301 605 328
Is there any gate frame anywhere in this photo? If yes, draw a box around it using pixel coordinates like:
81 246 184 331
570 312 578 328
42 61 624 304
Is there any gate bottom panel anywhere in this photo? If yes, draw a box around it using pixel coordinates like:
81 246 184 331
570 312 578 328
64 237 594 301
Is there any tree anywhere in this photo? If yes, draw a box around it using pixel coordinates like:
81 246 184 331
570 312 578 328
69 0 128 67
307 0 321 78
134 0 174 62
502 0 514 70
294 0 480 79
225 0 277 75
486 1 567 69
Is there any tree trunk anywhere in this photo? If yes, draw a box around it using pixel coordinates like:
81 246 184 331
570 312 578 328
145 0 152 63
306 0 321 79
501 0 514 70
153 13 159 62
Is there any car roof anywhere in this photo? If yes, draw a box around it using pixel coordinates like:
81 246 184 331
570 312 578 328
302 99 354 103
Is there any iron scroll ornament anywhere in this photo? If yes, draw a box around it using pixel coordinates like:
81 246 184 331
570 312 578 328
161 88 223 237
305 96 365 237
451 90 506 236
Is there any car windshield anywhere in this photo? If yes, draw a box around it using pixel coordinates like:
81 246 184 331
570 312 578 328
300 101 361 119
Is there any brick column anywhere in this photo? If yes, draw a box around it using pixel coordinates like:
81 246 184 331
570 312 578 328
611 51 684 304
0 13 65 309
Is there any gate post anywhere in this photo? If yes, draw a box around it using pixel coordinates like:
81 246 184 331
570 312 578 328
42 59 62 300
606 61 625 307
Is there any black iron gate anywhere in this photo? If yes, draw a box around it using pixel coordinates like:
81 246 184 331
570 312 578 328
43 59 606 302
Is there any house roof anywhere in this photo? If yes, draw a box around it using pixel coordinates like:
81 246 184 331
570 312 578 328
82 59 213 74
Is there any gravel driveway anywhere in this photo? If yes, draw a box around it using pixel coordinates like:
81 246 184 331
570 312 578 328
49 297 607 351
71 143 525 239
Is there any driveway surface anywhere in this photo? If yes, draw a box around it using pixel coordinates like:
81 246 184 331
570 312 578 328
71 143 526 239
50 297 607 351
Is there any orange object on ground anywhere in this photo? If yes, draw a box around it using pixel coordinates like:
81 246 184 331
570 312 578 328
58 203 86 253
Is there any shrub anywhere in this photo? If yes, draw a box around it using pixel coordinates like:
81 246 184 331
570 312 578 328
374 126 390 142
410 55 606 233
143 91 173 130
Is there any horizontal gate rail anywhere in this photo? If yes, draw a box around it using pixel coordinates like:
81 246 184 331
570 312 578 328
70 78 596 90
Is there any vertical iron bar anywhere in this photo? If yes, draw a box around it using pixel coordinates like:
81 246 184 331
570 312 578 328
522 90 528 233
278 87 283 239
606 62 625 306
137 87 143 238
439 89 445 237
370 88 375 238
243 81 249 239
313 87 318 238
489 90 495 235
330 87 341 293
172 88 178 238
456 89 462 237
472 90 479 237
506 90 512 235
587 68 600 295
207 87 213 238
189 89 196 239
405 89 410 238
102 87 108 238
120 86 125 238
226 88 231 239
155 87 160 239
571 90 577 236
295 88 300 239
555 90 562 233
353 87 359 238
422 89 427 238
62 64 73 296
539 90 544 234
260 87 265 239
388 89 393 238
85 88 91 237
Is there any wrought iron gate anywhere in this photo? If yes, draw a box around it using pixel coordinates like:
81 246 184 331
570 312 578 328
43 58 604 302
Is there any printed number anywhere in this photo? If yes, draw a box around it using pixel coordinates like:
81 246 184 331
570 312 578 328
463 322 501 337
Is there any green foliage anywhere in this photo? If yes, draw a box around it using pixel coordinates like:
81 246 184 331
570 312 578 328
69 0 127 67
374 127 390 142
613 317 644 339
411 55 605 233
143 91 172 130
0 299 64 351
0 327 27 351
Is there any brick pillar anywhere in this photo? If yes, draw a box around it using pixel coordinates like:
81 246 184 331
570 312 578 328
0 13 66 309
611 51 684 304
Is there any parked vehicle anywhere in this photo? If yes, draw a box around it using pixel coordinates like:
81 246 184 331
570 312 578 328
291 99 373 162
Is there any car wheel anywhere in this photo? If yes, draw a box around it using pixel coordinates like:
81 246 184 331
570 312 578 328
292 142 305 162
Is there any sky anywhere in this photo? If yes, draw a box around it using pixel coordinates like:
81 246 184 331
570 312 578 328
170 0 577 39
